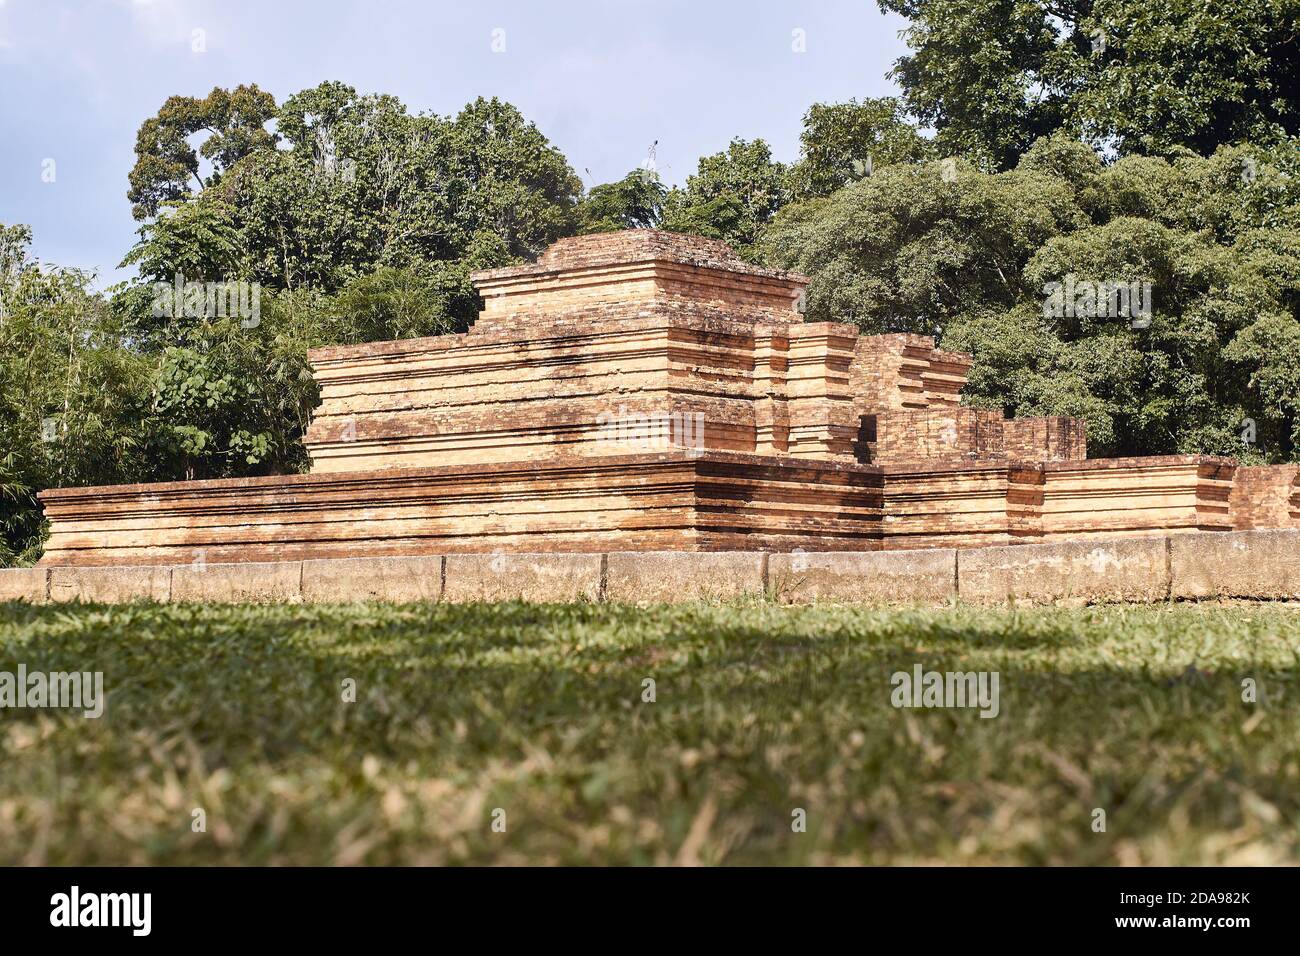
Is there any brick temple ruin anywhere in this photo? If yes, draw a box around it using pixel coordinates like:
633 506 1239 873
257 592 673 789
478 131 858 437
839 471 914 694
37 230 1300 567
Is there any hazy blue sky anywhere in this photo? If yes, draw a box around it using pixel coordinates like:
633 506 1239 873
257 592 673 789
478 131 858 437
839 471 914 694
0 0 908 285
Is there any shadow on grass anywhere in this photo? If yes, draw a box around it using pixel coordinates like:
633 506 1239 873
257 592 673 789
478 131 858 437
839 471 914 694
2 599 1297 864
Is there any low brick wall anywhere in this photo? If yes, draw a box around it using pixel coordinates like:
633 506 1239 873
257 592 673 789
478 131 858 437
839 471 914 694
1039 456 1235 538
4 529 1300 605
1230 465 1300 530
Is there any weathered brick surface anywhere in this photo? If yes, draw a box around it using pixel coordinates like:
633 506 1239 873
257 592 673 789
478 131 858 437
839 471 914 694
605 551 764 603
850 333 970 414
1041 456 1234 539
958 536 1168 604
302 556 443 603
1170 529 1300 600
870 411 1086 466
769 549 956 604
880 462 1042 550
171 561 302 603
443 553 602 603
472 230 809 324
0 567 48 603
874 407 1005 463
1002 417 1087 462
50 566 171 603
1230 465 1300 530
38 453 882 567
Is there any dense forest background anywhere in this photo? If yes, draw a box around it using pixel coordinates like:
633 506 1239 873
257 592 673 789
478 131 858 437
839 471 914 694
3 2 1299 563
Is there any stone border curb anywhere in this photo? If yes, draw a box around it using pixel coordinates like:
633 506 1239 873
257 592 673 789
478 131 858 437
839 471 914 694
3 529 1297 605
956 536 1168 605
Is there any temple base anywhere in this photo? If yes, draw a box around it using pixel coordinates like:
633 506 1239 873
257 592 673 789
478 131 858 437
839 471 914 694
37 450 1294 568
36 452 884 567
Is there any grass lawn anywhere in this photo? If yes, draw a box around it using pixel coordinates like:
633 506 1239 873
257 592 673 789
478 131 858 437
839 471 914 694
1 599 1298 865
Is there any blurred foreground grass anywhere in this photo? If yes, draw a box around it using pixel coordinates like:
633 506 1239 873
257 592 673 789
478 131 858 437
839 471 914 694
1 599 1298 865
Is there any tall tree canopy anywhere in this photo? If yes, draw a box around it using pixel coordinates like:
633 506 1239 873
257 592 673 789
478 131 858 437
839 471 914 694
127 84 278 219
125 84 581 298
579 169 668 233
878 0 1300 168
662 138 790 257
787 97 933 199
0 225 154 563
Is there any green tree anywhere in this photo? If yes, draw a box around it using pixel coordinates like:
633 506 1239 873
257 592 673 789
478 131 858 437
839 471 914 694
127 84 278 219
1078 0 1300 157
126 84 576 297
579 169 667 232
662 138 789 256
217 84 463 293
761 151 1082 336
328 263 478 342
879 0 1300 168
879 0 1082 169
447 97 585 260
0 226 154 563
142 304 318 482
787 98 933 199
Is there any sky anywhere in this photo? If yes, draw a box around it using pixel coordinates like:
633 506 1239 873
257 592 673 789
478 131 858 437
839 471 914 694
0 0 909 286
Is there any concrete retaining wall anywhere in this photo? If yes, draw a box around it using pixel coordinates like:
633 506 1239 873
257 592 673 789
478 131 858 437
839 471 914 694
1169 529 1300 600
768 549 956 604
443 553 602 603
957 537 1168 605
605 551 765 603
5 530 1299 605
0 567 47 603
49 565 172 603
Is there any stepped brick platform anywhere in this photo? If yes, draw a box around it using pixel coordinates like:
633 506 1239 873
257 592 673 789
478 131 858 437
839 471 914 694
35 229 1300 570
38 452 883 566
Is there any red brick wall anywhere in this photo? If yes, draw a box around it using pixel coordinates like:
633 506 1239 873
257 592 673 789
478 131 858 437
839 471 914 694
864 410 1087 466
879 461 1043 549
1230 465 1300 530
1002 417 1087 461
850 334 971 414
873 407 1004 463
